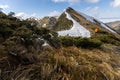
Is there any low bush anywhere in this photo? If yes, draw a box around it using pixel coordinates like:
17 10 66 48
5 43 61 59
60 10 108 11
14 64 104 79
92 33 120 46
0 45 8 58
59 36 102 48
59 36 74 47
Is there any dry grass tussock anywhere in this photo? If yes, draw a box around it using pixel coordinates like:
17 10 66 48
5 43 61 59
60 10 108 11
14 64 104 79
0 46 120 80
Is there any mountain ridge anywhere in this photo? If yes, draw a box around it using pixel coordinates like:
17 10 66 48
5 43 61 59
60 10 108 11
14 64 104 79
52 7 119 37
58 10 91 37
37 7 119 36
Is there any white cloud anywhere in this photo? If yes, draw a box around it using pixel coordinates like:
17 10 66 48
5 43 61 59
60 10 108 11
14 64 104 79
52 0 99 4
111 0 120 7
92 6 99 11
85 0 99 3
52 0 80 4
52 0 66 2
0 4 9 9
48 10 61 17
85 6 99 12
85 6 100 18
15 12 37 19
31 13 37 17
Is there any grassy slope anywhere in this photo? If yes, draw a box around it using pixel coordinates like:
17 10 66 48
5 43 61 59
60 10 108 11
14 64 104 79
0 46 120 80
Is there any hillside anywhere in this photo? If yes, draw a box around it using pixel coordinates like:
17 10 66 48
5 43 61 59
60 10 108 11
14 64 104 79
0 9 120 80
106 21 120 34
53 7 118 37
58 11 91 37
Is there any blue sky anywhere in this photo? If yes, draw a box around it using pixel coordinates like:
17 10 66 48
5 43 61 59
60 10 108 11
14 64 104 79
0 0 120 22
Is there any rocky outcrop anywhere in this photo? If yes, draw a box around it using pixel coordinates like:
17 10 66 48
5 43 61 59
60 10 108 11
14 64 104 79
37 17 57 29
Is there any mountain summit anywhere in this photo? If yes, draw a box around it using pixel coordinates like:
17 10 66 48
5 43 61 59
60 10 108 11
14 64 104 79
53 7 118 37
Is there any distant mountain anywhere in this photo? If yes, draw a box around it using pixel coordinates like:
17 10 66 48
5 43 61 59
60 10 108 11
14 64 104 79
106 21 120 34
53 7 118 37
37 16 57 29
36 7 119 37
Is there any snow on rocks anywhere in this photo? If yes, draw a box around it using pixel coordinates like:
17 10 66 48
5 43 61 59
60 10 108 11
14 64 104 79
58 11 91 37
37 37 49 47
42 41 49 46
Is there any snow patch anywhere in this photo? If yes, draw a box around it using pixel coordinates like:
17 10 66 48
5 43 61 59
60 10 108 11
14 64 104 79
58 11 91 37
49 33 54 38
37 37 49 46
42 24 47 27
42 41 49 46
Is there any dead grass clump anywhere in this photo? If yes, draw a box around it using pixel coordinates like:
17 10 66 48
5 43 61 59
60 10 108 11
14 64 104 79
0 47 120 80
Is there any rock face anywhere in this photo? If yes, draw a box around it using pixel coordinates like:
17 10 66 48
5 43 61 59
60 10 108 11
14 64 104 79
37 17 57 29
106 21 120 34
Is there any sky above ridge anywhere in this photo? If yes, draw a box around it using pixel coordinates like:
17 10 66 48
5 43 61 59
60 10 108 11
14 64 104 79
0 0 120 22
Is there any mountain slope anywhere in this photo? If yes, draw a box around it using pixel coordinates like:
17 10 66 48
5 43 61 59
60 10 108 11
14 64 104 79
58 11 90 37
53 12 73 31
54 7 118 37
106 21 120 34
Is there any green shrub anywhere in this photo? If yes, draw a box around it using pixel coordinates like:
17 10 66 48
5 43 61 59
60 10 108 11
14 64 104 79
0 45 8 57
74 38 102 48
0 26 13 38
92 33 120 46
13 26 32 38
4 37 17 47
59 36 74 47
0 37 4 43
59 36 102 48
35 28 50 35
